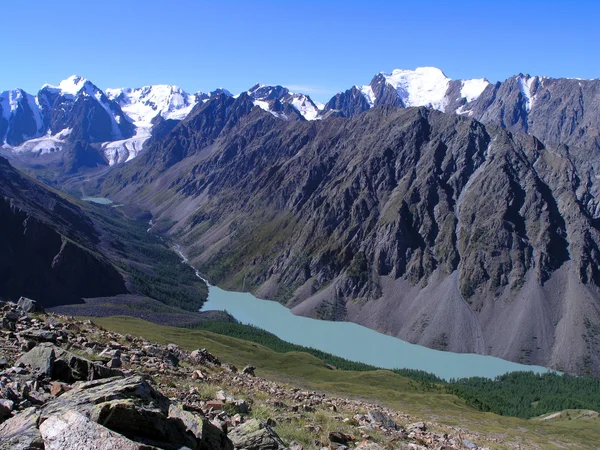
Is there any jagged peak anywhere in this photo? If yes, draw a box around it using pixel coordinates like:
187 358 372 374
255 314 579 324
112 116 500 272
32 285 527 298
41 75 97 96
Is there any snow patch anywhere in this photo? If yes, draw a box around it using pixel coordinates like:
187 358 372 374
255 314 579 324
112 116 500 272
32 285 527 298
455 105 473 116
290 94 320 121
101 127 152 165
360 84 376 107
3 128 72 155
518 76 537 113
253 100 273 113
460 78 489 103
384 67 451 111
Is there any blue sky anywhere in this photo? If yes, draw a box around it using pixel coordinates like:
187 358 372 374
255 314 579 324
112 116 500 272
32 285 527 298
3 0 599 103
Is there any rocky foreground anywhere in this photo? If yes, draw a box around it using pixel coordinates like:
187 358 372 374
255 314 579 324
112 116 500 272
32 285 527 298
0 298 494 449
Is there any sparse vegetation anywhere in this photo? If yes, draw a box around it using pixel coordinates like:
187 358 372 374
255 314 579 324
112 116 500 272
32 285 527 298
84 205 208 312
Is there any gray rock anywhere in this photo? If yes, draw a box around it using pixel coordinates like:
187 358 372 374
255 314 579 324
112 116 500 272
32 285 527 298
90 398 170 444
408 421 427 432
228 418 284 450
168 404 233 450
19 329 57 343
52 345 123 382
39 409 144 450
0 407 43 449
367 410 398 430
41 376 169 422
17 297 44 314
190 348 221 366
16 344 55 376
0 399 14 419
235 400 249 414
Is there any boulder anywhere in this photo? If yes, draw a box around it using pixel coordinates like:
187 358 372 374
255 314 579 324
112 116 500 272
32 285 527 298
0 407 43 449
17 297 44 314
168 404 233 450
16 344 55 377
367 409 398 430
329 431 354 446
19 328 58 343
0 399 14 419
53 346 123 382
228 418 284 450
90 399 171 443
41 376 169 421
242 365 256 376
190 348 221 366
50 381 68 397
39 409 144 450
408 421 427 432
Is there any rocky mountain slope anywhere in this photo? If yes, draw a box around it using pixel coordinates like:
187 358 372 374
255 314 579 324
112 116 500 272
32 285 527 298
0 155 215 326
5 68 600 376
1 298 582 449
97 93 600 376
0 156 126 305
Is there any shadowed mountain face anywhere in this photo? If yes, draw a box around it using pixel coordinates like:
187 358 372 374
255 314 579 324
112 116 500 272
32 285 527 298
98 96 600 376
0 157 127 305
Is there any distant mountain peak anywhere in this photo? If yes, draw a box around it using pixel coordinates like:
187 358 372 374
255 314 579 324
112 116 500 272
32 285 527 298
41 75 96 97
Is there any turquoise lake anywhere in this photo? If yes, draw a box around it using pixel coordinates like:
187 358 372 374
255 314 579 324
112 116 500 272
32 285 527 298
201 284 550 380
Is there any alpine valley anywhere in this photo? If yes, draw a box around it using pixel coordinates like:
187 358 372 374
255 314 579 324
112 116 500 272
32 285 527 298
2 67 600 378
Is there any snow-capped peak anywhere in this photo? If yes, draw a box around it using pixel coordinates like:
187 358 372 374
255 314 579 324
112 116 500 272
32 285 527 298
57 75 89 95
42 75 96 97
106 84 203 127
246 84 321 121
384 67 451 111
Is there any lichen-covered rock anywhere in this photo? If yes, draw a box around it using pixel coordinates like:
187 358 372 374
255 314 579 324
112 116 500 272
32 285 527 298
228 418 284 450
39 409 145 450
0 407 43 450
41 376 168 421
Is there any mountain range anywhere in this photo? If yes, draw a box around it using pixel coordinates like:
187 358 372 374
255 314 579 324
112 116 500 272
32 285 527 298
2 67 600 375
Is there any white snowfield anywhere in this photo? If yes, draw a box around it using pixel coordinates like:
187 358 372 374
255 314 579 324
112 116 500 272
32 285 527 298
1 129 72 155
106 85 201 127
104 84 207 164
386 67 451 111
